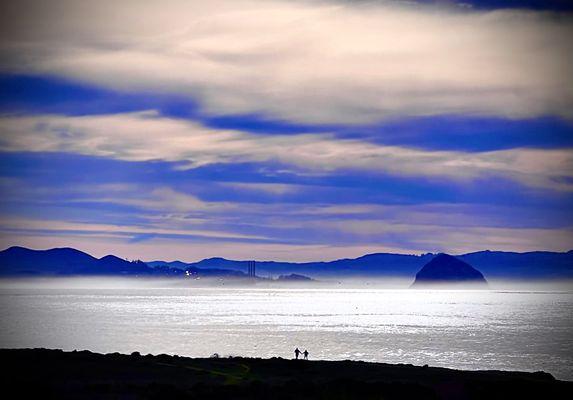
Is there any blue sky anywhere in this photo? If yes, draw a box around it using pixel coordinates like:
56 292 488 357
0 0 572 261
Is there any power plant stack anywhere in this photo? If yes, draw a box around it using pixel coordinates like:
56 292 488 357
247 260 256 278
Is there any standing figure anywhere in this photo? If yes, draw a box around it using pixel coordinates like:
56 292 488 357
294 347 301 359
303 350 309 360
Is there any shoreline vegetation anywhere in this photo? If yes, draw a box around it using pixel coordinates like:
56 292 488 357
1 348 571 399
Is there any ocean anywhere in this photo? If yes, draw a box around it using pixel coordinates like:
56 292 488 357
1 278 572 380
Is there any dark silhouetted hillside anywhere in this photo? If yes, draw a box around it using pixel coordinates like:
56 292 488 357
182 251 572 279
147 260 190 270
185 253 436 277
277 273 313 281
0 247 253 277
0 246 98 275
1 348 571 400
1 246 572 279
411 254 488 287
0 247 153 276
459 250 573 279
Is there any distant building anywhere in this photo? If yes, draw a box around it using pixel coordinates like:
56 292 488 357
247 260 256 277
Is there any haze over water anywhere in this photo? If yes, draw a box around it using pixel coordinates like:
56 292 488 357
1 279 572 381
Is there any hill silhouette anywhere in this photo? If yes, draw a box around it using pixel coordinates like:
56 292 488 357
2 348 571 400
411 254 488 287
1 246 572 278
0 246 165 276
175 250 573 279
277 273 313 281
0 246 248 278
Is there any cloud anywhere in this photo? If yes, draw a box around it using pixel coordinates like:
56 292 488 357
0 228 405 262
2 214 571 260
221 182 301 195
1 0 572 124
2 177 572 259
316 218 573 253
110 187 235 213
0 216 268 241
1 111 572 190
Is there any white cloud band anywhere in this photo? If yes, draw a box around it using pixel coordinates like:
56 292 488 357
1 111 572 190
1 0 572 123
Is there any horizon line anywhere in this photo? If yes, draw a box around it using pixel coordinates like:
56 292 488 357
2 245 572 265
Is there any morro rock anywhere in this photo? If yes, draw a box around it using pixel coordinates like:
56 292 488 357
411 253 488 288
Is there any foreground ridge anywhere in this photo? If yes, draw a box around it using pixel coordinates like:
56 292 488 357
0 348 570 400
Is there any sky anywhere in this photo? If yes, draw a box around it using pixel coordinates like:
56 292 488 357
0 0 572 262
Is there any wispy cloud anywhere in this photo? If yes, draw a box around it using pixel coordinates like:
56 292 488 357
1 1 571 260
1 0 572 124
2 214 571 261
0 216 268 242
108 187 235 213
221 182 301 195
2 178 572 260
1 111 571 190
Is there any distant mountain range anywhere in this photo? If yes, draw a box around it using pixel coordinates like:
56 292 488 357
150 250 573 279
0 246 156 276
0 246 263 278
1 246 572 279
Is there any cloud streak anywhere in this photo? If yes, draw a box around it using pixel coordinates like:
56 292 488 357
1 111 571 190
1 0 572 124
2 179 571 259
1 1 572 260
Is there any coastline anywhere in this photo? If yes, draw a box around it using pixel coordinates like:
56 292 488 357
1 348 571 399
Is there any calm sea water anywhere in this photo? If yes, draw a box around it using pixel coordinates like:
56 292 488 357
1 279 572 380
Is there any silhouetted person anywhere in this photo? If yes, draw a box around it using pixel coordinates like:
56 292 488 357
294 348 301 359
303 350 309 360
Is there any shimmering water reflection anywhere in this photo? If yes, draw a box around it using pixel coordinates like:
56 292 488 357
1 280 571 380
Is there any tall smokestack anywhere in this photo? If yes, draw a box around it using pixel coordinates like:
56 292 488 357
247 260 256 278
